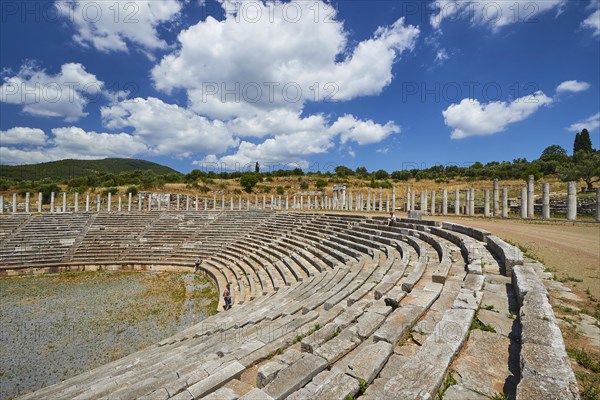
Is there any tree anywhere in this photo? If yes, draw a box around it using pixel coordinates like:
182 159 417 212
315 179 327 189
240 173 259 193
573 128 593 154
334 166 354 177
539 145 568 175
126 186 138 196
374 169 389 180
355 166 368 177
255 162 260 174
541 145 567 159
299 180 309 190
560 150 600 190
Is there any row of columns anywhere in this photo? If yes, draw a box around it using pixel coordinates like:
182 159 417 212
1 183 599 221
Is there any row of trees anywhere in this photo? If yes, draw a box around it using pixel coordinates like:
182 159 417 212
1 130 597 194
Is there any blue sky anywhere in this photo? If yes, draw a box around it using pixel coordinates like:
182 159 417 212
1 0 599 174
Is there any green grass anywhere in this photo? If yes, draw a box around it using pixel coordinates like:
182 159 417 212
470 316 497 333
558 275 584 283
437 372 457 399
568 349 600 373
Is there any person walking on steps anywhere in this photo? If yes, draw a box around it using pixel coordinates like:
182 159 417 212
223 283 233 311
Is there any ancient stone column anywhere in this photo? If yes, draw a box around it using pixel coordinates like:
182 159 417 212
484 189 490 217
238 195 242 210
157 195 161 211
520 187 528 219
246 196 250 210
567 181 577 221
39 192 43 213
50 192 55 213
214 194 217 210
286 196 289 210
455 189 460 215
470 189 475 216
430 190 436 216
379 187 383 212
25 192 30 213
230 197 234 211
465 190 470 216
62 192 67 213
367 188 371 212
254 195 258 209
74 193 78 213
128 193 132 212
421 190 427 212
442 189 448 215
176 194 180 210
502 187 508 218
0 195 3 214
186 195 190 211
97 195 102 212
108 193 112 213
528 175 535 218
411 191 416 212
308 196 312 210
118 196 122 212
406 186 411 211
596 189 600 222
493 179 499 216
300 196 304 210
147 194 151 211
542 183 550 219
13 193 17 213
196 195 200 211
204 198 208 210
392 186 396 211
138 194 142 211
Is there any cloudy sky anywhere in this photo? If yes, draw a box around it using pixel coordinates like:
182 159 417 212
1 0 599 173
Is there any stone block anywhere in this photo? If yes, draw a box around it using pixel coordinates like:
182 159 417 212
346 341 393 383
263 353 328 400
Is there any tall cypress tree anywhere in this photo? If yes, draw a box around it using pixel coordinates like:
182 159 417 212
574 128 593 154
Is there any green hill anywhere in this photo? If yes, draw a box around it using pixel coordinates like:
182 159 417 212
0 158 181 181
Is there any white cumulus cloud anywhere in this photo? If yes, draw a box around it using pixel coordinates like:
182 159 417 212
0 127 146 164
56 0 182 52
193 112 400 169
101 97 238 157
556 80 591 93
442 91 553 139
0 127 47 146
152 0 419 119
0 62 104 122
567 112 600 132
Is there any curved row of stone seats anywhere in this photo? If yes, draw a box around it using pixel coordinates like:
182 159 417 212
0 214 91 266
0 214 30 242
196 213 375 308
17 215 408 399
70 213 158 262
9 212 577 400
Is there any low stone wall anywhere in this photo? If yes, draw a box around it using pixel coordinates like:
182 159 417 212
512 265 579 400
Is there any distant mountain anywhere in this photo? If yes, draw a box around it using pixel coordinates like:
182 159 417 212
0 158 181 180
